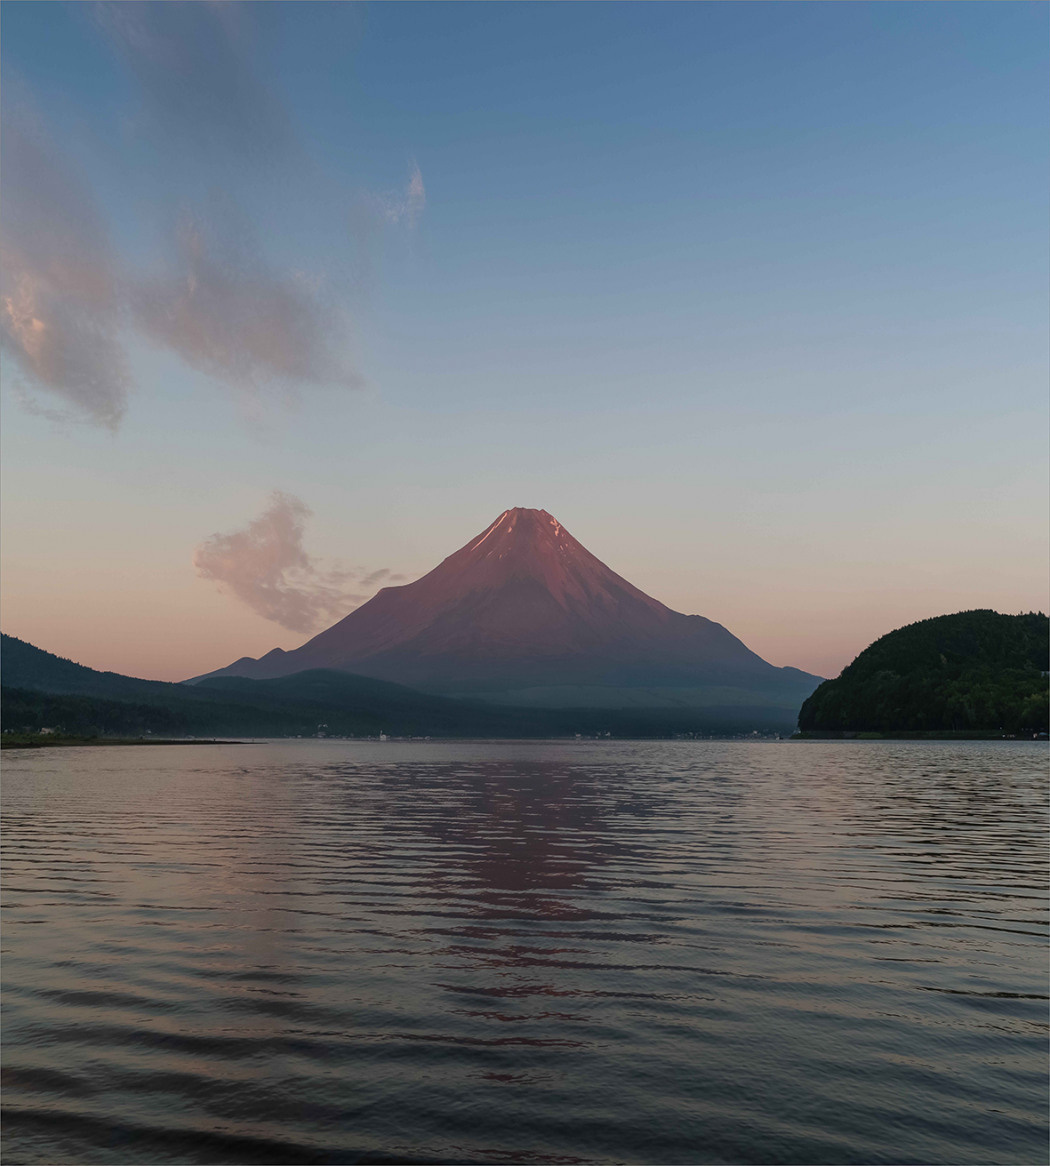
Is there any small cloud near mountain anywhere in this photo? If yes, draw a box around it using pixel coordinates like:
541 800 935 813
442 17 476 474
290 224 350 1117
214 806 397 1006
193 492 403 633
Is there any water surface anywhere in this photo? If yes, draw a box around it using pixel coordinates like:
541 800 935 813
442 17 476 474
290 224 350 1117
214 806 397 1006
3 740 1047 1164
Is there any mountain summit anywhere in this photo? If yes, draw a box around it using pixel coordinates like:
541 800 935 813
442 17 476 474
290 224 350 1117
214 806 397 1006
198 507 821 709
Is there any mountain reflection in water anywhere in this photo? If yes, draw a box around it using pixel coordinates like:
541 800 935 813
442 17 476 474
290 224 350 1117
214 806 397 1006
2 740 1047 1165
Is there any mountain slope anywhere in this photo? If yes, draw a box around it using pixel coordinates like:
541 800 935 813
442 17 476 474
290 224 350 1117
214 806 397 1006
0 635 539 736
200 507 822 705
1 633 186 703
798 610 1049 733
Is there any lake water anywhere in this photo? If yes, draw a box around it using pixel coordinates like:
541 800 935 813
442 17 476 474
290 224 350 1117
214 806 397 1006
2 739 1047 1165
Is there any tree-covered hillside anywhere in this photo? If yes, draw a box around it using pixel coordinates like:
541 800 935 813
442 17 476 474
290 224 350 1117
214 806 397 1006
798 611 1048 734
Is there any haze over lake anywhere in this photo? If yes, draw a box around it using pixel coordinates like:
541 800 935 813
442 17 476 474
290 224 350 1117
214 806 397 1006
3 739 1046 1165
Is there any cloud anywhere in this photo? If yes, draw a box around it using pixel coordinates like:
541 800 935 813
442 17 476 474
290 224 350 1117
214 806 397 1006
134 203 359 397
96 1 291 164
359 568 398 588
194 493 403 633
0 123 130 429
93 4 356 407
372 162 426 229
349 161 427 284
2 8 417 429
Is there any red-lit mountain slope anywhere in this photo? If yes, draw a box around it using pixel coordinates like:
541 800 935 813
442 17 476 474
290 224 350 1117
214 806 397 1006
197 508 821 705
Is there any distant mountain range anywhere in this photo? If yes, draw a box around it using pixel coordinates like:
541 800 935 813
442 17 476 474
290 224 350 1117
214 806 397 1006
798 610 1049 735
0 633 541 738
1 635 806 738
197 507 822 713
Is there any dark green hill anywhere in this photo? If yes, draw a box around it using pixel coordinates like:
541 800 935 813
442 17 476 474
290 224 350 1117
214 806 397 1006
798 611 1049 734
1 633 184 702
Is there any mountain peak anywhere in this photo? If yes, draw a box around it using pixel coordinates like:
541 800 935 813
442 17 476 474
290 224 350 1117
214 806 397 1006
472 507 562 539
466 507 573 559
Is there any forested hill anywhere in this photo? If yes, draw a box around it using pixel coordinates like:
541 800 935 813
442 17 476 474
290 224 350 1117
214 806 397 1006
798 611 1048 734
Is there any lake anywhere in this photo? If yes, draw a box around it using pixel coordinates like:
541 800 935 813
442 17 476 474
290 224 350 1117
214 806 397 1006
2 739 1047 1165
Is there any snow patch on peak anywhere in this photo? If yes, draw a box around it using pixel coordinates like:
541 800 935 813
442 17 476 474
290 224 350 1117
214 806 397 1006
468 507 576 554
468 511 509 552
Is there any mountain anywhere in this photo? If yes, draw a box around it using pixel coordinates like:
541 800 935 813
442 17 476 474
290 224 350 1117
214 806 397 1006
198 507 822 710
1 634 804 738
0 634 539 737
798 610 1049 734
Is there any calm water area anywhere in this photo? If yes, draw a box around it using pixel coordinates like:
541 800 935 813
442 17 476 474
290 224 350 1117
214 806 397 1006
2 739 1047 1165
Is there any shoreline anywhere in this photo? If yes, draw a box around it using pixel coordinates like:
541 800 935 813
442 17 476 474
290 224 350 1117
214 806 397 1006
2 737 244 750
793 730 1046 741
5 733 1044 750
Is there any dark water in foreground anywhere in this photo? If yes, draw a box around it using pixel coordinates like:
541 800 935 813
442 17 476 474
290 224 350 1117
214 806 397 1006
2 740 1047 1165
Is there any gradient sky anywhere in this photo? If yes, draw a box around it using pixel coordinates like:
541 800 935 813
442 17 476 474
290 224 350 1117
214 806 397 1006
2 2 1047 682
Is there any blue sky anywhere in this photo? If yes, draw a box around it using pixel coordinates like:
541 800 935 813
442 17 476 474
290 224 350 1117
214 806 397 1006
2 2 1047 680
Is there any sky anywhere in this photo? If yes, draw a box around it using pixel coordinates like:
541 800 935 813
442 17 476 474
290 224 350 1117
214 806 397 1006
2 1 1047 683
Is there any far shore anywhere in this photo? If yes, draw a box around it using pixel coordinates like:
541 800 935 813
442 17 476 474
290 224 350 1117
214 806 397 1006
794 730 1046 741
6 732 1044 751
2 736 245 750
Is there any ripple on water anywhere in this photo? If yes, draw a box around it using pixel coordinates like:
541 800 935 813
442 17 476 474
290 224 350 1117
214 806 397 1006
2 739 1047 1164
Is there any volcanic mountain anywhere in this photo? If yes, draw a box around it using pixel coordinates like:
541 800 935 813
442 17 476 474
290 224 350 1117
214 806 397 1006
198 508 822 709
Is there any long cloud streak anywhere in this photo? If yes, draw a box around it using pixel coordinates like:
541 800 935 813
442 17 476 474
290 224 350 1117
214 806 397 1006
3 6 424 428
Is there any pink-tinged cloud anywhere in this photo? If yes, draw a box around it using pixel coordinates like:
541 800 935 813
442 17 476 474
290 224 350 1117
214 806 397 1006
0 124 129 429
4 5 429 428
193 492 403 633
100 1 359 406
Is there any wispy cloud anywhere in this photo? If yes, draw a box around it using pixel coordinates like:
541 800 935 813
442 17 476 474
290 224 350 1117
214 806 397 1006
0 122 129 429
3 8 424 429
371 161 427 229
349 161 427 286
194 493 404 633
135 203 358 399
95 1 291 164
